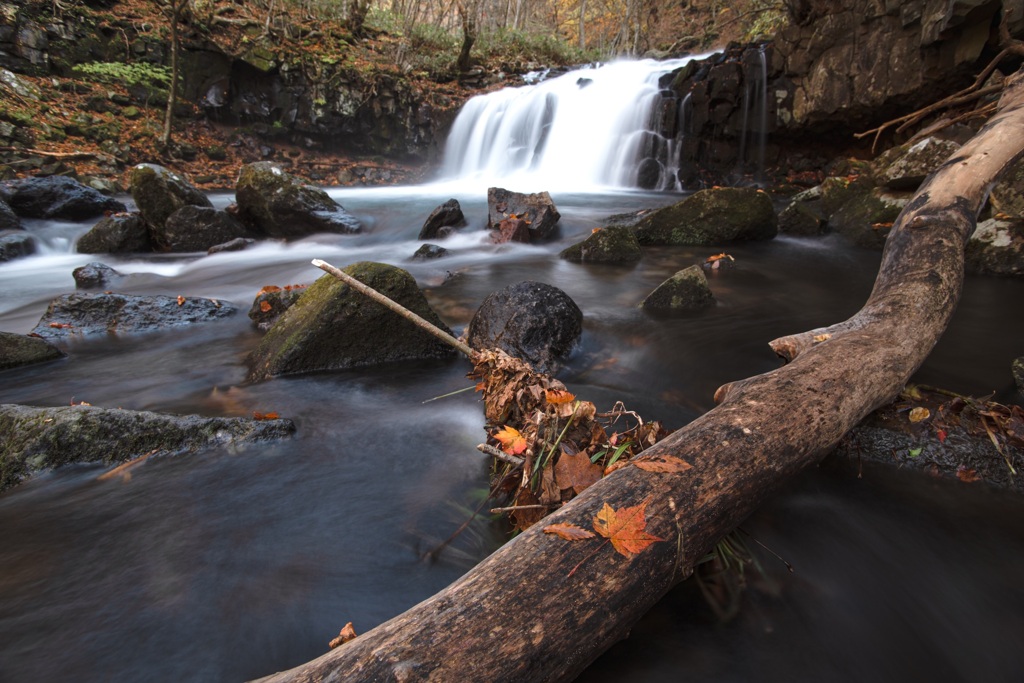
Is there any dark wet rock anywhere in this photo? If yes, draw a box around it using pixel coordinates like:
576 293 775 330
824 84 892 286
129 163 212 230
874 137 961 190
419 198 466 240
487 187 561 242
410 244 450 260
0 175 126 220
31 293 237 340
76 212 152 253
492 216 532 244
634 187 776 246
830 389 1024 494
466 281 582 373
235 162 362 239
991 157 1024 219
0 230 35 262
1013 357 1024 393
247 262 454 381
560 226 642 264
208 237 257 254
0 199 19 231
636 158 663 190
157 205 253 252
0 331 65 371
819 175 873 217
778 200 825 236
965 219 1024 277
640 265 715 311
72 262 125 290
0 403 295 492
248 285 308 331
828 189 907 249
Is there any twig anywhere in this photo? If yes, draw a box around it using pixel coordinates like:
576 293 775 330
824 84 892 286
476 443 525 467
312 258 475 358
489 503 559 514
0 146 115 162
97 449 158 481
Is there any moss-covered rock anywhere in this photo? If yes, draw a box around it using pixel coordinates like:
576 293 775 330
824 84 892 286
819 174 873 217
965 219 1024 277
633 187 777 246
76 211 152 253
777 200 825 236
246 262 455 381
828 189 907 249
640 265 715 311
0 331 65 371
235 161 362 239
874 137 961 190
990 157 1024 219
0 404 295 492
129 163 212 230
560 226 642 263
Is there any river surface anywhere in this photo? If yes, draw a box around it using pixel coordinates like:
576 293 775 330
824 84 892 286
1 182 1023 681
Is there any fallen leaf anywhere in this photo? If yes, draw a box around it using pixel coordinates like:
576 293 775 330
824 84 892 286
909 407 931 423
48 322 73 329
555 449 603 494
633 455 693 473
258 285 282 296
260 300 272 313
328 622 357 649
253 411 280 420
813 333 831 343
546 389 576 404
543 523 596 541
908 447 922 458
936 429 947 443
494 425 528 455
176 295 186 306
956 466 981 483
603 460 629 476
593 501 663 558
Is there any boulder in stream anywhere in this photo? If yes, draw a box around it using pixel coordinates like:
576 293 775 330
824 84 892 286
0 403 296 492
466 281 582 373
419 198 466 240
487 187 561 242
247 262 455 381
248 285 308 331
777 200 825 236
76 212 152 253
0 175 126 220
235 161 362 238
965 218 1024 277
129 163 213 230
72 262 125 290
828 188 907 249
0 331 65 371
559 225 642 264
0 198 20 231
31 293 237 340
0 230 35 262
640 265 715 311
633 187 776 246
156 205 253 252
410 243 450 260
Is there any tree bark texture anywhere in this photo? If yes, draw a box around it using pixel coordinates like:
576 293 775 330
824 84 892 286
256 69 1024 683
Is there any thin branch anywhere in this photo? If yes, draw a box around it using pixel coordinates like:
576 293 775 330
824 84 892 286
312 258 475 358
477 443 525 467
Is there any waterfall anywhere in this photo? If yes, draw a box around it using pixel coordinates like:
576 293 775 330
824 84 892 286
739 44 768 180
438 57 697 192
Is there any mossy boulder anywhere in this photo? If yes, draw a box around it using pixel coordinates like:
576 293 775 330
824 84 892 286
76 212 152 253
819 175 873 217
0 331 65 371
129 163 212 230
560 226 642 263
246 262 455 381
0 404 295 492
640 265 715 311
235 162 362 239
874 137 961 190
248 285 308 331
156 205 253 252
990 157 1024 219
828 189 907 249
633 187 777 246
777 200 825 236
965 219 1024 277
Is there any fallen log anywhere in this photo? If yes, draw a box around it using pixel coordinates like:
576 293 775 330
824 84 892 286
255 68 1024 683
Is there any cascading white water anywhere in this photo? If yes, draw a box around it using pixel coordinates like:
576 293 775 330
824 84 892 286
439 58 697 192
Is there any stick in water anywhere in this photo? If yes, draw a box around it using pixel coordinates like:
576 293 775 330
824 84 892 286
311 258 476 358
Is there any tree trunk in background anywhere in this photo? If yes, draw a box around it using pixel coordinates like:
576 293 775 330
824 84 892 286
456 0 478 73
161 0 189 149
254 70 1024 683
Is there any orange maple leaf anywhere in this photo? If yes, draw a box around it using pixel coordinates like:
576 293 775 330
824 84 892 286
258 285 282 296
545 389 576 404
543 523 596 541
593 501 663 558
253 411 280 420
260 300 273 313
493 425 528 455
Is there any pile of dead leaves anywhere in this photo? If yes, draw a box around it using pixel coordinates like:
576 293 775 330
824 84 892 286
468 348 684 532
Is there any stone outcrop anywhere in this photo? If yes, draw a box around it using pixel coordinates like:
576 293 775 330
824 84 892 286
466 281 582 373
0 331 65 371
0 403 295 492
487 188 561 242
247 262 456 381
31 293 237 340
634 187 777 245
965 218 1024 276
640 265 715 311
129 163 213 231
235 162 362 238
